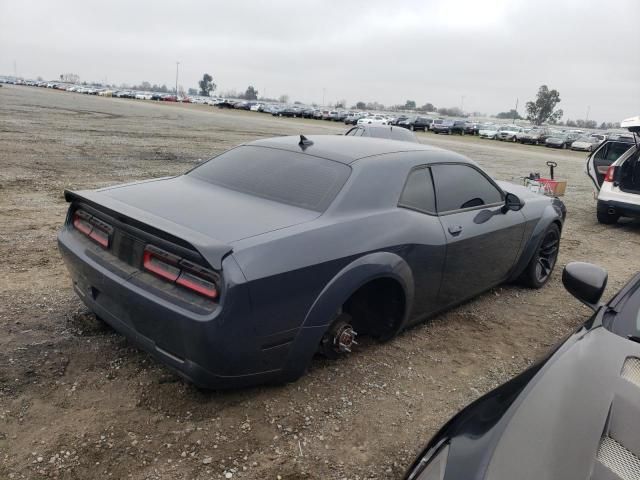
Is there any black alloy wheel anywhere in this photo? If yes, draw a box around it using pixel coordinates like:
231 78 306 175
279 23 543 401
535 228 560 284
519 223 561 288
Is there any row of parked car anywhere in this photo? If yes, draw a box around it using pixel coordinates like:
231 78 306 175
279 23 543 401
10 79 632 155
8 78 231 104
228 102 630 152
476 123 629 151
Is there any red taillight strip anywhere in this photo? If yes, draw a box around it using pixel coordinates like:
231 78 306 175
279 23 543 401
142 245 219 300
176 271 218 299
73 214 93 236
72 210 112 248
604 166 616 183
142 249 180 282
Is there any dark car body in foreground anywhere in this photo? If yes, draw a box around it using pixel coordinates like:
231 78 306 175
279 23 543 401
58 135 565 389
405 262 640 480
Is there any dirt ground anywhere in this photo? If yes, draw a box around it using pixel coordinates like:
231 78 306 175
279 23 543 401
1 85 638 480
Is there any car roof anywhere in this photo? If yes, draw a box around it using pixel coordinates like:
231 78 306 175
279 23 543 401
246 135 443 164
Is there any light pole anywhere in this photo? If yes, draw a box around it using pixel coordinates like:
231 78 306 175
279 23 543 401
513 98 519 124
322 88 326 107
585 105 590 123
175 61 180 97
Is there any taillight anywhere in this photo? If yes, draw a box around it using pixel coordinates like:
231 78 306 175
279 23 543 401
604 166 616 183
72 210 113 248
176 271 218 299
142 246 180 282
143 245 219 300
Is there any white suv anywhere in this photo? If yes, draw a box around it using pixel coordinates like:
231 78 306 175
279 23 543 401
586 116 640 224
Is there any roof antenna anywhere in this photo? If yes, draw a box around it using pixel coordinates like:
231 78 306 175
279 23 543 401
298 135 314 150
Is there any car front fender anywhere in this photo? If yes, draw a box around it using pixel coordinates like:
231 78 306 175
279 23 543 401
508 199 565 282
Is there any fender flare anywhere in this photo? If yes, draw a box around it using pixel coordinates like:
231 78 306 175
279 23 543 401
508 204 563 282
279 251 415 382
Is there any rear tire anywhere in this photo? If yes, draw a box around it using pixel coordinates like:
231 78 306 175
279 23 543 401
596 205 620 224
519 224 561 288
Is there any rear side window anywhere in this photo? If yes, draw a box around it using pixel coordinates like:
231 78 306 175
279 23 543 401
431 164 503 212
607 142 634 162
189 146 350 212
399 168 436 213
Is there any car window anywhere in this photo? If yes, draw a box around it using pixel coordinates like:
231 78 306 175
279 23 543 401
431 164 503 212
398 168 436 213
189 146 351 212
606 142 633 162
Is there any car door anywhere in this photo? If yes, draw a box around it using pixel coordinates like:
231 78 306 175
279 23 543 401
586 141 635 191
431 163 526 307
396 167 446 321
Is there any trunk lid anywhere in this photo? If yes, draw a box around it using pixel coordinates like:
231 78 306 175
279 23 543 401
66 176 320 269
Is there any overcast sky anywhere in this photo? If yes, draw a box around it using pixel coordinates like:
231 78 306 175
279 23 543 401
1 0 638 122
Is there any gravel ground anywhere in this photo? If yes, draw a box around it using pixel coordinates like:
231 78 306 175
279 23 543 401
1 85 638 479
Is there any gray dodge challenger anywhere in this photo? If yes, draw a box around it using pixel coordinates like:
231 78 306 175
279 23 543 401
58 135 566 388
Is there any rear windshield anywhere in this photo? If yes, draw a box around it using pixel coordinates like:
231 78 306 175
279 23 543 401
188 146 351 212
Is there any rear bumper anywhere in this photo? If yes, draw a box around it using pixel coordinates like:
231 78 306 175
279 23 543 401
57 228 294 389
597 199 640 219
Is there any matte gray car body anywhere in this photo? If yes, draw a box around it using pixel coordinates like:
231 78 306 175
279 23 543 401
57 135 565 389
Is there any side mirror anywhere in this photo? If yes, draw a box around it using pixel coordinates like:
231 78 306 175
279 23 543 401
562 262 608 311
501 192 524 213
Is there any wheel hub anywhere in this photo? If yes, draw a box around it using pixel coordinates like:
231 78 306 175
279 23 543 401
333 324 358 353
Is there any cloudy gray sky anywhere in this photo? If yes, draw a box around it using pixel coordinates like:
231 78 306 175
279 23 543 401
2 0 638 122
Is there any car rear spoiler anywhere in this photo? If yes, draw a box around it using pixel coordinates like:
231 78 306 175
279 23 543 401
64 189 233 270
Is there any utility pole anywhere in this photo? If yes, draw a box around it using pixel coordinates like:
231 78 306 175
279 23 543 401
175 61 180 97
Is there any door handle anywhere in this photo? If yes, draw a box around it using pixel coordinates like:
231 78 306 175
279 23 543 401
448 224 463 236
